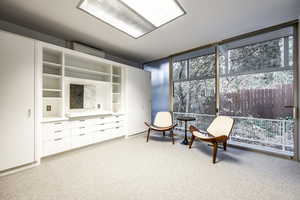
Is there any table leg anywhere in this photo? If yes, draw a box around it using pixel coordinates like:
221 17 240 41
181 121 189 145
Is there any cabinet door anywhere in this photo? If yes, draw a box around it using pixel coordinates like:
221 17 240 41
126 68 151 135
0 31 35 171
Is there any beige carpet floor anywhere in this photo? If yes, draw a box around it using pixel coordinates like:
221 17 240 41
1 134 300 200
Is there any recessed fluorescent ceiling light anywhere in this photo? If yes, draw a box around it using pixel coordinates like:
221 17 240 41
78 0 185 38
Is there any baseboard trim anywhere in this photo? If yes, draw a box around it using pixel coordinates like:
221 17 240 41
0 161 40 177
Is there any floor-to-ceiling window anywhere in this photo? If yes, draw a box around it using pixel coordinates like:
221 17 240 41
171 24 297 156
172 46 216 132
218 26 295 156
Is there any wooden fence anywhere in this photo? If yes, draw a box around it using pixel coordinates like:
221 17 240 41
220 84 293 119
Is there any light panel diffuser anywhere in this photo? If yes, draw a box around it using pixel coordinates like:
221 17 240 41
120 0 185 27
78 0 185 38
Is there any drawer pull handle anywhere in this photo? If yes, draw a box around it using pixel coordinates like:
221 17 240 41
54 138 63 141
79 120 85 122
79 133 85 136
97 123 105 126
80 127 85 129
54 130 62 133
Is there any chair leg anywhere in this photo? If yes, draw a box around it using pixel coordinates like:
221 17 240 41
146 128 151 142
163 131 165 137
171 129 175 144
212 142 218 164
189 135 195 149
223 140 227 151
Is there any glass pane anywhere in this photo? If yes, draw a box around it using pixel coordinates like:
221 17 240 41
220 71 293 118
173 60 187 81
189 79 215 114
173 112 215 132
144 59 170 122
289 36 294 66
223 38 284 76
173 81 189 112
189 54 215 79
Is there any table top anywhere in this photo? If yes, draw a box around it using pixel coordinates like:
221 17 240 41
176 116 196 121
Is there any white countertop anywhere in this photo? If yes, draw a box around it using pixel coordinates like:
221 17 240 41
42 117 69 123
66 110 113 118
42 111 126 122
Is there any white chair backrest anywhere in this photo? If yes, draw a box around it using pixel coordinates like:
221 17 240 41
207 116 234 137
154 112 172 127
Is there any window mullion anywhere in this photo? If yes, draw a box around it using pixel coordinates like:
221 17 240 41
215 45 220 115
186 59 190 113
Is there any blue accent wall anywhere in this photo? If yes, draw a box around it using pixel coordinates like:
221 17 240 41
144 59 170 122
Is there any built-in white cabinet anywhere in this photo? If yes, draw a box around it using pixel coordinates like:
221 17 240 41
38 42 149 158
0 29 151 174
42 115 125 157
126 67 151 135
0 31 36 171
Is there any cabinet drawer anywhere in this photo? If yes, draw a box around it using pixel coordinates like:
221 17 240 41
71 118 97 128
101 129 114 140
43 137 71 157
42 121 69 131
71 133 92 149
114 121 124 128
92 130 106 143
71 119 87 128
115 115 125 122
71 126 91 136
102 116 116 123
93 122 115 131
112 127 125 137
43 129 70 141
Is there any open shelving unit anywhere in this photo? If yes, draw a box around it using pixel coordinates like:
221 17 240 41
41 44 125 121
42 48 64 119
112 65 123 113
64 54 111 83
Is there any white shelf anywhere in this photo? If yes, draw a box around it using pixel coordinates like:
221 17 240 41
112 82 121 85
112 74 121 77
43 61 62 67
65 65 110 76
43 73 62 79
43 88 62 92
64 76 111 84
43 97 62 100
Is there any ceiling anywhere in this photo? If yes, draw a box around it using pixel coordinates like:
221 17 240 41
0 0 299 63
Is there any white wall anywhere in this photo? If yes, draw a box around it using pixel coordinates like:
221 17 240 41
0 20 141 68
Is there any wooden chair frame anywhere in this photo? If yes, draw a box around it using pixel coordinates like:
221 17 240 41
189 120 234 163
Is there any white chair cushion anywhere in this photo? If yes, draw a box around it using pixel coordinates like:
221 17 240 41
154 112 172 127
192 131 213 139
207 116 234 137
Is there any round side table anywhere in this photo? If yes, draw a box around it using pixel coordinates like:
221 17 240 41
176 116 196 145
